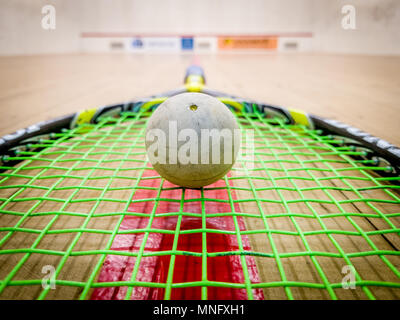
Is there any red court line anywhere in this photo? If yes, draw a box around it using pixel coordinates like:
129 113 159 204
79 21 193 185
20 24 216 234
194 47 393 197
91 169 264 300
81 32 313 38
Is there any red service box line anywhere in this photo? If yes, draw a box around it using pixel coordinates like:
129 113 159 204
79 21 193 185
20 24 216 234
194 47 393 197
91 168 264 300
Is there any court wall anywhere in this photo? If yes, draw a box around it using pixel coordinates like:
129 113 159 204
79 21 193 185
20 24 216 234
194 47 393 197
0 0 399 55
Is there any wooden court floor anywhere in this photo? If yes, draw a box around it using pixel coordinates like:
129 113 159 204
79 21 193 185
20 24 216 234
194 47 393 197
0 53 399 146
0 53 399 299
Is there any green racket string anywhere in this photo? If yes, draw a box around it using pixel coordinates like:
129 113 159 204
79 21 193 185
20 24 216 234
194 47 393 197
0 105 399 300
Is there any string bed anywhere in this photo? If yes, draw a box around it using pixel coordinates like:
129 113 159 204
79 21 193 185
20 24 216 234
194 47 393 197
0 106 399 300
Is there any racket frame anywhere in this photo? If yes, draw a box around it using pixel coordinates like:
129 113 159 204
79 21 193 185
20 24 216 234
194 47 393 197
1 66 399 178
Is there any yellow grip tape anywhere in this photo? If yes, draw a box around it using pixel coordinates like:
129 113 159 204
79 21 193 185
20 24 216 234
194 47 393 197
71 108 98 133
142 97 167 111
185 75 205 92
217 97 244 112
288 108 313 128
75 108 97 126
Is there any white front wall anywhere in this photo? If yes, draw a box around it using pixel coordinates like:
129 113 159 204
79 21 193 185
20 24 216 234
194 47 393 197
0 0 398 55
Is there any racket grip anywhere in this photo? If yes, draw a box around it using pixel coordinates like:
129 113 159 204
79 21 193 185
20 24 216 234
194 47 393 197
184 65 206 85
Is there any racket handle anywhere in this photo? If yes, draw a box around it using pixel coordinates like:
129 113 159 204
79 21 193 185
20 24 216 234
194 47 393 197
184 65 206 87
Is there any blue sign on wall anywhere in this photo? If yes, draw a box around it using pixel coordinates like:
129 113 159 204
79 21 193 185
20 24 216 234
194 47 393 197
181 37 194 50
132 38 143 48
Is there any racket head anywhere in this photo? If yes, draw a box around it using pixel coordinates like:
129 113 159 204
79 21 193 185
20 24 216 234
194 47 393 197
0 69 399 300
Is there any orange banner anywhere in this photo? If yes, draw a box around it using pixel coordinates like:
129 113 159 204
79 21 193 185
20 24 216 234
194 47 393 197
218 37 277 50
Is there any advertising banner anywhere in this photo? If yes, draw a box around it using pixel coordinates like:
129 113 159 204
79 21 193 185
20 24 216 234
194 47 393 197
129 37 181 52
181 37 194 51
218 37 277 50
194 37 218 52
